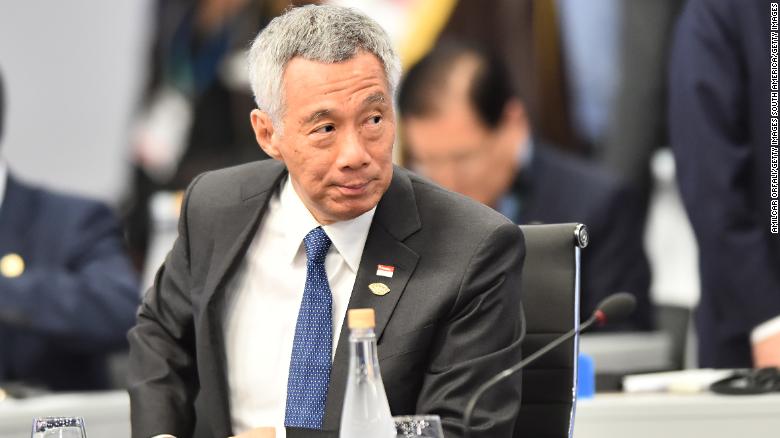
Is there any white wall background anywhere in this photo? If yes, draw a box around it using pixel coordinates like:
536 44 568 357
0 0 152 205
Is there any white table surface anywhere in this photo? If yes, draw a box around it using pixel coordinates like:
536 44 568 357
573 391 780 438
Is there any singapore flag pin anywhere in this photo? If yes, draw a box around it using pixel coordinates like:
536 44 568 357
376 264 395 278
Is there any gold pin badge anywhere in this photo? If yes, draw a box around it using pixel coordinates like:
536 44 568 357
368 282 390 296
0 253 25 278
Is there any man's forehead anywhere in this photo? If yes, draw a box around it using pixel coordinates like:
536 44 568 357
403 66 479 129
407 96 482 132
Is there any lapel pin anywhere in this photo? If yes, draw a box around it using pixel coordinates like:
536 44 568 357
369 282 391 296
376 264 395 278
0 253 25 278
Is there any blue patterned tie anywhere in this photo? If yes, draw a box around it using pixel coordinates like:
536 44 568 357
285 226 333 429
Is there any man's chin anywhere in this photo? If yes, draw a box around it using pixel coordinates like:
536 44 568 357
327 197 380 221
334 205 374 221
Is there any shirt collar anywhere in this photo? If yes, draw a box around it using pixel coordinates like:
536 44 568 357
277 175 376 273
497 138 535 222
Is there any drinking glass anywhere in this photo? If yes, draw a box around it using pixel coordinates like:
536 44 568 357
31 417 87 438
393 415 444 438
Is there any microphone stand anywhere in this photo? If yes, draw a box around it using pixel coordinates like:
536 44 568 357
461 312 601 438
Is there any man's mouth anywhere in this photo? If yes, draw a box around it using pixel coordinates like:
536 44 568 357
335 180 372 195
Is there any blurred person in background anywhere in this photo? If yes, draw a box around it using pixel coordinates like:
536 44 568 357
598 0 685 199
436 0 578 153
670 0 780 368
0 69 140 391
124 0 318 269
399 41 653 330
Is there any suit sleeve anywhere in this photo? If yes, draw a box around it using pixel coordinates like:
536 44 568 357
669 0 780 333
127 174 205 438
415 223 525 438
0 201 140 351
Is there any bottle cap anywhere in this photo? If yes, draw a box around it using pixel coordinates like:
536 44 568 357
348 308 376 329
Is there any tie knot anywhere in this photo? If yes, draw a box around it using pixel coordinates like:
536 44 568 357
304 227 331 264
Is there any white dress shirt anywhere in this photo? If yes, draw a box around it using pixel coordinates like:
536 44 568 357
752 315 780 344
222 175 375 437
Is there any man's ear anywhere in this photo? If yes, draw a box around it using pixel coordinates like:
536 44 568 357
250 109 282 160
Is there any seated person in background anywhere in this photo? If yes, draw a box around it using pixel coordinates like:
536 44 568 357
398 41 653 330
128 5 524 438
0 70 140 391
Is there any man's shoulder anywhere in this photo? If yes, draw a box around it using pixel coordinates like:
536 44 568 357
187 159 284 207
536 146 625 195
532 146 634 218
10 176 112 219
401 167 516 231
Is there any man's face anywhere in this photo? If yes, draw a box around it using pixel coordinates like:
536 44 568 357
252 51 395 224
404 98 520 208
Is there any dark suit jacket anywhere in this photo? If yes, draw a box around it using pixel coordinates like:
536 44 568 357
508 145 653 330
128 161 526 438
669 0 780 367
0 174 140 390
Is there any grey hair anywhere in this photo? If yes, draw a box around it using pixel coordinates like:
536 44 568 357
247 5 401 128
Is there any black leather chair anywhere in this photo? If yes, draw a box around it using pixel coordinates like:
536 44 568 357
514 223 587 438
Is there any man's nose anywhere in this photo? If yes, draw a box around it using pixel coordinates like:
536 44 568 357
336 129 371 169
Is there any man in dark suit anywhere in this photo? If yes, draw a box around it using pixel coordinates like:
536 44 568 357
398 42 653 330
128 6 525 438
669 0 780 368
0 70 140 391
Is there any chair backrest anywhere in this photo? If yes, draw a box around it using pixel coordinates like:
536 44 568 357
514 223 586 438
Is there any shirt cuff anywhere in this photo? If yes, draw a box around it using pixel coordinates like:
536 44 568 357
751 314 780 343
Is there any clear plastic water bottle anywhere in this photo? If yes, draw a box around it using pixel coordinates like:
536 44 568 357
339 308 396 438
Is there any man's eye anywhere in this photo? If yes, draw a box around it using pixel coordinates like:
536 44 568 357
368 115 382 125
315 124 335 134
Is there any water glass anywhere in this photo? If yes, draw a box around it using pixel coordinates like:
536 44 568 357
393 415 444 438
31 417 87 438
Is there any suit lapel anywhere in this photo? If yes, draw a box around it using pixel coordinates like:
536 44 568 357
322 167 421 430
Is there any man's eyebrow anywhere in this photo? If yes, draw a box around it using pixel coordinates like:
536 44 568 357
302 93 387 125
363 92 388 107
303 109 331 125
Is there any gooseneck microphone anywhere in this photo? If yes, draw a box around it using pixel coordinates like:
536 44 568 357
461 292 637 438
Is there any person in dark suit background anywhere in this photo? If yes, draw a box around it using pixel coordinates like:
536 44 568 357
398 41 653 330
436 0 579 153
128 6 525 438
669 0 780 368
0 70 140 391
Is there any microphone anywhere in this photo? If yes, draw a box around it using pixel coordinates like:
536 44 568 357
461 292 637 438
